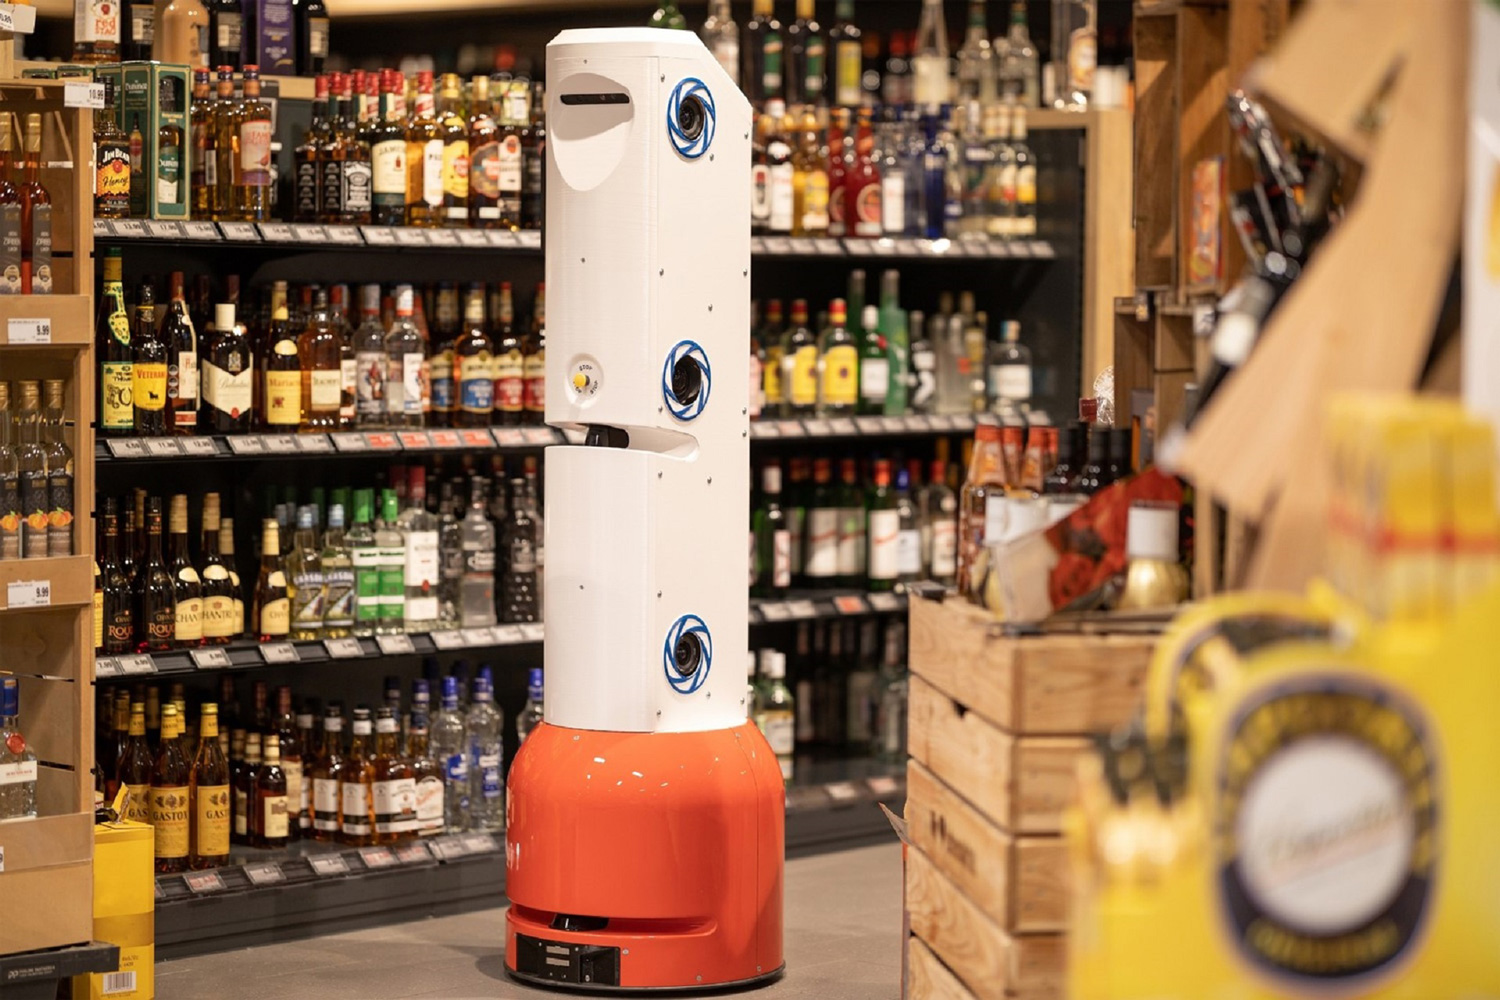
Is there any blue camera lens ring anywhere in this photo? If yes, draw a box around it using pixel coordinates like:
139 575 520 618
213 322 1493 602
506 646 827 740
663 614 713 695
667 77 716 160
662 339 712 421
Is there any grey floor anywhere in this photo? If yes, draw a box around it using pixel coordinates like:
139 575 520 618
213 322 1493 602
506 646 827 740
155 842 904 999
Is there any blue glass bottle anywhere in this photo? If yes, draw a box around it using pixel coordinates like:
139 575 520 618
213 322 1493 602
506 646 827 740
921 114 947 240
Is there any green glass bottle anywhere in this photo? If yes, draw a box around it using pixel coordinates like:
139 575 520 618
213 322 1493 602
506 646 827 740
649 1 688 29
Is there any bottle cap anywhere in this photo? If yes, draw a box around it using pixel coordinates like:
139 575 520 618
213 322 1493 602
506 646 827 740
297 505 315 530
829 298 848 325
1126 503 1180 563
862 304 879 332
528 667 543 694
327 503 345 529
441 675 460 703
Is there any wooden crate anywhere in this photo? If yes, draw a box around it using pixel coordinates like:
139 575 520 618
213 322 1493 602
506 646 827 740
0 76 96 959
904 597 1154 1000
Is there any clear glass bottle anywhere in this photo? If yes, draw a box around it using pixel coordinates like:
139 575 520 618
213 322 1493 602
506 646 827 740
999 1 1041 108
866 459 899 591
371 707 417 844
375 489 405 634
989 320 1032 419
39 379 73 558
516 667 544 746
465 674 504 831
752 650 794 782
321 502 355 637
285 505 325 640
352 284 388 428
298 286 342 432
460 476 497 627
875 621 909 762
500 476 538 623
912 0 950 109
384 285 425 428
430 676 469 833
958 425 1008 598
956 0 998 103
894 464 924 588
700 0 740 84
925 458 958 586
1010 107 1037 238
0 677 38 820
400 467 441 632
436 480 462 630
1051 0 1096 109
347 489 379 637
753 462 791 598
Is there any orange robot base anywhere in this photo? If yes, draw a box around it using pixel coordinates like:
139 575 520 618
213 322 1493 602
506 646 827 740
504 719 786 992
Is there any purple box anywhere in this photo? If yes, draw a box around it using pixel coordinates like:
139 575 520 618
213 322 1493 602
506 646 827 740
242 0 295 75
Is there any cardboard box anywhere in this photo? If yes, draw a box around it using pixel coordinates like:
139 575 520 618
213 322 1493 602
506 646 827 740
0 813 94 956
72 820 154 1000
118 62 191 220
245 0 296 76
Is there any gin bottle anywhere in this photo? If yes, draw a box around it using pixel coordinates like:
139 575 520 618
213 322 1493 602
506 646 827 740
465 673 504 831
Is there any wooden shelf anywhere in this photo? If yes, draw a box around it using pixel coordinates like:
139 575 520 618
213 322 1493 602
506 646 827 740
0 294 91 346
0 556 94 611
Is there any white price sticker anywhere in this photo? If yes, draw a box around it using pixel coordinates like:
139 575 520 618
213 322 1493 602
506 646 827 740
65 85 107 111
7 579 50 608
7 318 50 345
180 437 219 456
826 781 861 803
324 637 364 659
310 854 350 877
460 627 497 647
190 648 232 669
518 623 545 643
260 642 299 664
375 634 415 655
244 862 284 886
431 630 464 650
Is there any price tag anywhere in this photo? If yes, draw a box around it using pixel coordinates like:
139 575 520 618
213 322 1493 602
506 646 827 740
180 437 220 456
516 230 542 249
758 602 790 622
145 438 184 457
295 435 333 453
813 238 844 256
787 599 819 619
376 634 415 656
359 846 398 869
330 432 368 452
395 842 433 864
750 422 777 439
6 580 50 609
893 239 921 256
749 237 766 254
492 428 526 447
522 427 557 445
397 431 432 450
260 642 299 664
493 625 525 644
145 220 184 239
114 219 147 238
325 225 362 244
243 862 284 886
364 432 399 450
459 429 493 448
787 238 817 255
310 854 350 877
460 627 498 647
428 430 461 449
0 4 36 33
361 226 397 245
843 238 874 255
118 654 156 676
227 435 267 454
426 228 459 247
952 414 976 431
394 227 430 246
293 224 329 242
263 434 299 453
181 221 220 240
456 229 489 247
431 630 464 650
6 318 50 345
853 416 883 434
833 595 868 615
803 419 832 437
485 230 519 248
95 658 121 678
871 238 898 256
867 592 902 613
828 418 857 436
825 781 862 803
903 415 932 432
776 420 805 438
463 833 498 854
94 219 117 238
880 416 907 434
218 222 259 241
324 637 364 659
190 648 232 669
762 237 792 255
518 622 545 643
1031 240 1054 259
867 775 900 797
185 870 227 894
431 835 469 859
986 241 1013 258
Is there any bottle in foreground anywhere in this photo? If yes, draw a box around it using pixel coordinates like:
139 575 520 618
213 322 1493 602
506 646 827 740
431 676 470 833
517 667 544 745
466 674 503 831
0 677 38 820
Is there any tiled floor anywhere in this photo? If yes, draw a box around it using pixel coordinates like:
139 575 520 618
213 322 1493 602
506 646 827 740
154 842 904 999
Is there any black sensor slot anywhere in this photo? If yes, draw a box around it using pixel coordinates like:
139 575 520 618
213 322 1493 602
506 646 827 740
560 92 631 106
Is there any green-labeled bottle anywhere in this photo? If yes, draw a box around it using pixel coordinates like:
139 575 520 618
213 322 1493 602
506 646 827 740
348 489 379 637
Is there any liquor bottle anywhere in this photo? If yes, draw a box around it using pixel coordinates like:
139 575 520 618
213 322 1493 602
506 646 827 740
884 31 912 108
35 380 71 559
435 74 470 227
156 274 199 433
466 75 500 228
349 285 386 428
791 107 829 238
753 651 795 782
1043 423 1084 495
308 706 344 841
649 0 687 30
875 116 905 237
116 701 152 823
964 308 990 412
296 0 329 76
757 300 784 416
384 285 424 428
843 109 881 239
407 709 444 836
375 490 405 633
753 462 791 598
270 687 303 839
340 489 376 638
1010 107 1036 238
399 467 441 632
430 676 469 832
744 0 782 104
330 74 373 225
818 299 859 417
285 505 323 640
913 0 951 109
151 703 191 872
894 465 923 587
370 707 417 844
337 707 376 846
490 282 524 425
835 457 865 587
866 459 899 591
124 0 154 61
925 458 958 586
253 734 289 848
297 287 341 432
201 301 252 433
189 704 230 870
460 476 497 627
230 730 257 845
293 75 327 223
207 67 237 219
850 304 889 416
826 109 850 239
489 80 522 232
956 0 998 103
262 283 301 432
786 0 824 108
426 284 458 428
133 497 176 651
465 674 503 831
957 425 1007 597
371 70 408 227
804 458 840 585
1073 427 1110 495
95 81 131 220
75 0 123 62
521 284 546 425
988 319 1032 417
829 0 863 108
874 273 909 420
405 71 443 228
1052 0 1096 109
156 0 207 67
782 300 817 418
701 0 739 84
331 285 357 428
230 67 273 221
982 103 1013 238
765 101 795 236
194 493 233 645
435 480 462 630
166 494 204 648
514 668 544 748
208 0 242 70
130 283 167 436
501 476 538 623
319 502 355 638
1000 1 1041 107
97 500 133 653
449 284 494 426
252 517 289 641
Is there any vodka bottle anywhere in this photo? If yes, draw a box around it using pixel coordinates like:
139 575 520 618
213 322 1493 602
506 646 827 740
956 0 998 103
465 674 504 831
436 479 462 630
429 676 470 832
383 284 424 428
700 0 739 85
999 1 1041 108
989 320 1033 418
0 677 37 819
352 284 388 428
375 489 405 634
460 476 497 627
501 476 538 623
911 0 950 110
321 502 355 637
399 467 440 632
516 667 544 745
348 489 379 637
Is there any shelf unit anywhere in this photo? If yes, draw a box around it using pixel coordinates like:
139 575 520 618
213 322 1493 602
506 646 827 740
0 78 95 959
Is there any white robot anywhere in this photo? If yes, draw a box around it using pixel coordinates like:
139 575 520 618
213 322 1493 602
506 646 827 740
504 28 785 992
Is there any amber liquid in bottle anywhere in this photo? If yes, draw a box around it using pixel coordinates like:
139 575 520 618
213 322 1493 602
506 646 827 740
168 494 203 648
18 114 52 295
189 69 214 219
199 493 236 644
133 282 169 436
298 287 342 432
135 497 177 652
190 704 231 869
405 70 442 228
210 66 238 220
520 283 545 426
272 686 303 840
437 73 470 227
309 707 345 841
261 282 301 432
337 708 375 846
254 734 289 848
117 702 153 825
231 66 273 221
151 704 192 873
466 75 499 228
452 285 494 427
162 272 199 433
371 706 416 844
491 282 523 426
252 518 289 641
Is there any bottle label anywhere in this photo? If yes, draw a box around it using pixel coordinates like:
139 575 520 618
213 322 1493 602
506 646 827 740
415 775 444 831
800 171 830 232
324 567 355 627
260 596 290 636
868 509 900 580
150 785 190 859
0 469 18 560
1068 28 1097 93
497 136 522 196
354 350 386 415
203 358 253 421
153 141 183 207
523 353 545 413
755 710 795 756
493 350 524 413
352 548 381 622
47 467 73 557
821 344 858 406
175 594 203 643
374 777 418 833
860 356 889 403
313 776 340 831
399 352 424 415
283 760 302 824
93 588 103 650
171 348 199 407
295 157 318 219
233 787 248 836
0 759 37 785
371 140 405 198
341 160 373 215
772 528 791 588
805 508 839 578
239 120 272 186
416 138 443 208
0 203 19 293
931 518 958 576
77 0 120 43
133 361 168 412
217 12 242 50
19 470 46 559
789 345 818 406
264 368 300 425
202 593 234 639
291 571 325 627
768 161 794 232
991 363 1032 402
262 794 289 839
804 37 827 97
442 140 470 201
836 41 863 106
310 369 341 409
838 505 865 576
340 782 371 834
405 529 440 621
308 16 329 57
28 204 51 293
429 350 454 413
101 361 134 429
97 146 131 216
763 32 784 92
132 6 154 44
897 528 923 576
763 347 783 407
458 352 495 412
204 149 217 189
750 163 770 222
194 783 230 858
445 752 468 783
469 140 499 202
121 783 150 824
378 546 405 621
478 752 502 799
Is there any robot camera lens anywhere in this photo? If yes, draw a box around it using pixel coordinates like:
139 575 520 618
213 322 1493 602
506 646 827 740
671 355 703 406
673 634 703 676
676 95 706 142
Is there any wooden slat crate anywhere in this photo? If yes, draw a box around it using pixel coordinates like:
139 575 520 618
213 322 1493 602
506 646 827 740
903 597 1154 1000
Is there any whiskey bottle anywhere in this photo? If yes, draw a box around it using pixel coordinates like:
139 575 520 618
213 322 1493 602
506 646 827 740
320 73 357 225
818 299 859 416
132 282 169 436
522 80 545 231
466 75 499 227
168 494 203 648
198 493 235 644
293 75 327 223
135 497 177 651
116 701 153 824
491 282 523 426
428 283 459 427
298 287 342 432
98 248 133 437
209 66 237 219
496 82 524 231
383 285 424 428
520 283 545 426
286 505 325 640
156 0 207 66
296 0 330 76
252 517 289 641
151 703 192 873
231 729 258 845
189 703 231 870
208 0 242 71
254 734 289 849
295 707 315 836
202 302 253 433
405 71 443 228
338 707 376 846
96 81 131 220
308 705 345 841
75 0 123 62
17 114 52 295
220 516 244 635
453 284 494 426
232 66 273 221
162 273 199 433
407 709 444 836
262 281 301 432
371 706 417 844
100 499 133 652
437 74 470 227
272 686 302 839
370 69 408 227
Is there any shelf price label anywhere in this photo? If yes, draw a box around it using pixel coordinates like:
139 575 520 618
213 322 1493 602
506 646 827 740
226 436 267 455
190 648 232 669
243 862 284 886
397 431 432 450
375 634 415 656
358 846 398 869
364 432 399 451
430 835 470 860
113 219 147 238
431 630 464 650
262 435 299 454
426 229 458 247
324 637 364 659
6 318 50 345
827 418 858 436
757 602 790 622
428 430 461 449
395 842 433 865
867 592 903 613
181 221 220 241
394 227 430 246
118 654 156 676
325 226 362 244
833 595 868 615
867 776 901 797
94 658 121 678
180 437 220 456
460 627 498 647
459 429 493 448
64 81 106 109
145 221 185 239
145 438 185 457
260 642 299 664
456 229 490 247
258 223 295 241
516 231 542 249
825 781 862 804
787 599 819 619
750 422 777 439
492 428 526 447
309 854 350 877
185 870 227 894
330 433 368 452
218 222 259 241
295 435 333 453
493 625 525 645
6 579 50 609
518 623 545 643
361 226 397 245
